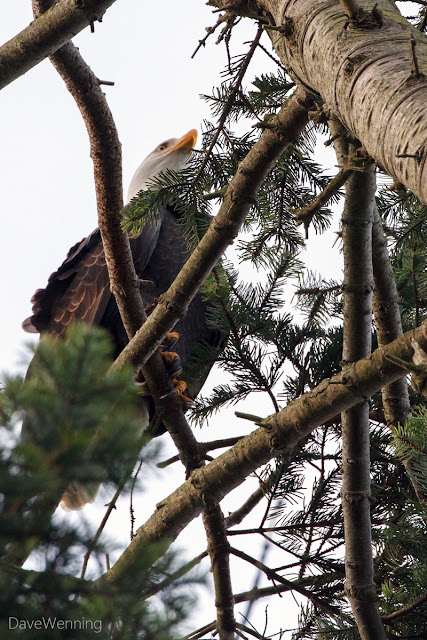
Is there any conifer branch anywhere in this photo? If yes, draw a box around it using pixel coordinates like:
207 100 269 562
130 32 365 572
381 592 427 623
195 24 263 181
0 0 118 90
229 546 344 617
99 320 427 592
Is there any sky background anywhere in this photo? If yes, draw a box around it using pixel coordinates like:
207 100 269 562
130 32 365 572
0 1 371 636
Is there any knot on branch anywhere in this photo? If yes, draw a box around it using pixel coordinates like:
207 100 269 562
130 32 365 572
341 489 371 504
344 6 383 31
341 283 374 295
262 17 294 40
344 580 378 601
75 0 105 26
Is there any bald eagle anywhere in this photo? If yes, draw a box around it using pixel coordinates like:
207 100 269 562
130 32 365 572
23 130 225 509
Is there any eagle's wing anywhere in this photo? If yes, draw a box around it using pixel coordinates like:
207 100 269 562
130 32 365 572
22 217 162 342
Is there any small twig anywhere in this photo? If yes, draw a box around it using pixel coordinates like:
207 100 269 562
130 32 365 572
194 25 263 181
202 186 228 201
81 472 129 579
191 11 236 59
141 551 209 601
130 459 143 540
157 436 244 468
235 411 264 423
292 166 353 235
382 593 427 623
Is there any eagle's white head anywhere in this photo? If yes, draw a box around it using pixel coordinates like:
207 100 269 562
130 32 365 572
126 129 198 203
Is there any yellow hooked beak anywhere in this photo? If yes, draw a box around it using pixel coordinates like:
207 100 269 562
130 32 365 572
158 129 198 156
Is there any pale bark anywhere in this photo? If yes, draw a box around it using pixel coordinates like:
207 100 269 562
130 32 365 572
212 0 427 203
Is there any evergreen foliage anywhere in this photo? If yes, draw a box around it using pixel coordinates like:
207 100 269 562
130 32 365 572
0 325 199 639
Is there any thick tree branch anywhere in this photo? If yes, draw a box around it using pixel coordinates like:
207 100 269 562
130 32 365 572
202 507 236 639
0 0 118 90
112 88 313 372
335 128 385 638
212 0 427 203
99 320 427 592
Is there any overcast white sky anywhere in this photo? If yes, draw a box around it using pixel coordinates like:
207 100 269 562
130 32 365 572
0 2 347 636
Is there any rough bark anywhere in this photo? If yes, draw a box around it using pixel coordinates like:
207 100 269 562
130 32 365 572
100 320 427 591
211 0 427 203
0 0 118 90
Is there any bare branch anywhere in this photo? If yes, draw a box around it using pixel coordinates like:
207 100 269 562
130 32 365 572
0 0 118 90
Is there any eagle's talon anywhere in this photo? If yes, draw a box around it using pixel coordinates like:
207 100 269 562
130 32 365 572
171 378 194 405
159 388 179 400
161 350 182 377
161 331 180 351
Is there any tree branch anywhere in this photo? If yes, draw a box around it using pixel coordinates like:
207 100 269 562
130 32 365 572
229 546 344 618
98 320 427 592
292 165 353 234
221 0 427 203
0 0 118 90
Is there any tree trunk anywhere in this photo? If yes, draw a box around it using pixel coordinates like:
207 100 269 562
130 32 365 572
215 0 427 202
